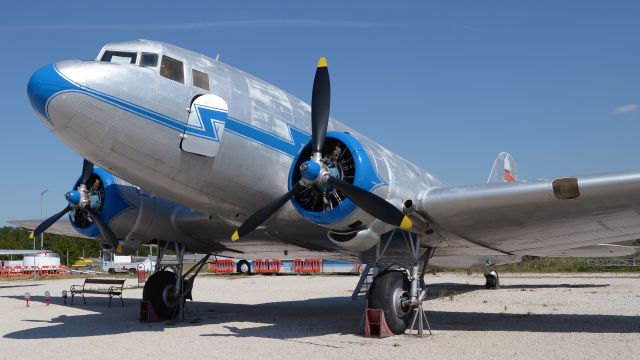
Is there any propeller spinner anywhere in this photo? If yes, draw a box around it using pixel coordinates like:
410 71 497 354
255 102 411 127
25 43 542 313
231 58 412 241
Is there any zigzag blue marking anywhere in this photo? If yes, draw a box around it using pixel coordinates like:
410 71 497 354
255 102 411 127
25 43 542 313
224 118 310 157
189 105 225 141
193 105 309 156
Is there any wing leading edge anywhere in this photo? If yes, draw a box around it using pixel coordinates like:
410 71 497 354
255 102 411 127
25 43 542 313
7 218 93 239
416 170 640 256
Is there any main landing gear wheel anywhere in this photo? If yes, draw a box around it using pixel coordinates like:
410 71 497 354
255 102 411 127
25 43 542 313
484 270 500 289
143 270 180 319
368 270 412 335
237 260 251 275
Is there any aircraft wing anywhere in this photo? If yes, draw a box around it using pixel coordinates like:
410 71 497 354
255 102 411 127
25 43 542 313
417 170 640 255
7 218 93 239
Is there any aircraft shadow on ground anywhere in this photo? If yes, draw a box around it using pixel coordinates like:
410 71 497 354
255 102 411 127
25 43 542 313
425 282 610 298
0 284 43 290
3 281 637 340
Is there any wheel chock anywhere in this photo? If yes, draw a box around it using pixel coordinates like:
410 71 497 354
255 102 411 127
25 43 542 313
140 300 162 322
364 308 395 338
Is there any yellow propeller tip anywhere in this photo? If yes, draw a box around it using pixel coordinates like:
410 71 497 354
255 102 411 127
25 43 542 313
400 216 413 230
231 231 240 241
317 57 328 68
116 244 123 254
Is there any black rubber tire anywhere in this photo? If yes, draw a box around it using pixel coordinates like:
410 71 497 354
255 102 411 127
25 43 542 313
143 270 179 320
368 270 412 335
485 271 499 289
237 260 251 275
108 268 115 275
129 268 137 275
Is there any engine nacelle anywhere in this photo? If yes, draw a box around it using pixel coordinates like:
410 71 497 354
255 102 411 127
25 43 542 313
69 168 188 253
289 131 390 241
327 228 381 252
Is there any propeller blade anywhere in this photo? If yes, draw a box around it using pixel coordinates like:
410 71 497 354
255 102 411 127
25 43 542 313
232 183 303 241
311 57 330 155
84 207 120 251
326 177 413 230
33 205 72 238
79 159 94 186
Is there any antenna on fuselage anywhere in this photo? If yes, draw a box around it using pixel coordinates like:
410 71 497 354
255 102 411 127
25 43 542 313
215 53 220 61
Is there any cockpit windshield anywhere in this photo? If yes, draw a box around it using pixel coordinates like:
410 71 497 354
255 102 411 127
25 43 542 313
99 50 160 69
100 51 137 64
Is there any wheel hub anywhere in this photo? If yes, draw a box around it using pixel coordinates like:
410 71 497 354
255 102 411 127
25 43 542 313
392 288 412 317
161 283 179 308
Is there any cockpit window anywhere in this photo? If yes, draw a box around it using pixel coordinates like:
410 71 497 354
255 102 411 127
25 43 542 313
100 51 137 64
160 55 184 84
192 69 210 90
140 53 159 67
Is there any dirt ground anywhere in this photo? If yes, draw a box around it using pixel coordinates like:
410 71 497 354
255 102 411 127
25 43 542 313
1 272 639 359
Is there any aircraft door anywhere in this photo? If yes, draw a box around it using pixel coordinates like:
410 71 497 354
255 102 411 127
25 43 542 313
180 94 229 157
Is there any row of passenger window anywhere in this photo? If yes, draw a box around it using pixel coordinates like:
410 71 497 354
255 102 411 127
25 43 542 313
100 50 210 91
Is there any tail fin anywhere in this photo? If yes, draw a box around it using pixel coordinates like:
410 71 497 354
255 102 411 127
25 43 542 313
487 152 518 183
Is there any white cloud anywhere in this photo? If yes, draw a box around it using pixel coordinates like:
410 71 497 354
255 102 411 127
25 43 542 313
0 20 375 32
612 104 639 115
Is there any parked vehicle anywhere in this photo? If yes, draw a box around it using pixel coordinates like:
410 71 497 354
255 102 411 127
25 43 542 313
102 254 155 274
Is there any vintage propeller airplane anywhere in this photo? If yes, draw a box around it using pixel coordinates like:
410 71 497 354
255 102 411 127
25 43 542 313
14 39 639 334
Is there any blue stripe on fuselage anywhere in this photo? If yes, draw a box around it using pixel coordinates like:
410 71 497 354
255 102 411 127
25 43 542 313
45 64 310 158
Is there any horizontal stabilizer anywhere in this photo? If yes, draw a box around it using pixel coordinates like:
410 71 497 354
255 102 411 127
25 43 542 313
487 152 518 183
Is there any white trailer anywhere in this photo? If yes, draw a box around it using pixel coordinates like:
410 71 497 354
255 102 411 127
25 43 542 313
102 253 155 274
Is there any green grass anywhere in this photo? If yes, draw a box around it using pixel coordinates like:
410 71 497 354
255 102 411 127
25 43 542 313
495 256 640 273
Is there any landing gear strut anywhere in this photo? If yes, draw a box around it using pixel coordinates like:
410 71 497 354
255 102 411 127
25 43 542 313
367 230 434 336
143 241 213 320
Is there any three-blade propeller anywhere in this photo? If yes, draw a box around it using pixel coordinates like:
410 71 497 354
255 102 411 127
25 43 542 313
33 159 120 251
231 58 412 241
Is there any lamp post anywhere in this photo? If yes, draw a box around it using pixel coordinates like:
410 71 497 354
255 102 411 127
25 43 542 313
40 189 49 250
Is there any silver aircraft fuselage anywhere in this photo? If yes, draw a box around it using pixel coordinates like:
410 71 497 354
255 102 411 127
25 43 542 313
27 40 444 255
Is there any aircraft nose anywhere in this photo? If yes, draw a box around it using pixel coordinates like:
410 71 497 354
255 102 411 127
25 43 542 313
27 63 76 126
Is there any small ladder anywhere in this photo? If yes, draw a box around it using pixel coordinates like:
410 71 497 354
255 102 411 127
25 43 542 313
351 264 377 300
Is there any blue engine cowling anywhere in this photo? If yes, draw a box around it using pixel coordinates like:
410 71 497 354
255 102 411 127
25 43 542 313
69 167 139 239
288 131 389 232
68 167 191 253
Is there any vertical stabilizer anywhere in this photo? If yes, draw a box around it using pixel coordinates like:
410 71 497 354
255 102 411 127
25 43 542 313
487 152 518 183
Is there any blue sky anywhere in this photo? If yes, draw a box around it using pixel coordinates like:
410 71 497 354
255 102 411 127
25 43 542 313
1 1 639 225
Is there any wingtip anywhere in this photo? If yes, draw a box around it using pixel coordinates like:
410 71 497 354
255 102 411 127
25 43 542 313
317 57 328 68
400 216 413 230
231 230 240 241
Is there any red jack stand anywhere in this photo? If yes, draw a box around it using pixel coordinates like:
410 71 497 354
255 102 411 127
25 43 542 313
140 300 162 322
364 308 395 338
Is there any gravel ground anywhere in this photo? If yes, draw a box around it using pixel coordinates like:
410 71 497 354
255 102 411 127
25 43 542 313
1 272 639 359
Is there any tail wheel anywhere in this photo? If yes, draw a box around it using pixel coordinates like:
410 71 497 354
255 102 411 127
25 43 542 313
485 271 500 289
143 270 179 319
368 270 412 335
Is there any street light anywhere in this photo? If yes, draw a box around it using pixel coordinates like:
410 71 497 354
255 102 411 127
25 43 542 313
40 189 49 250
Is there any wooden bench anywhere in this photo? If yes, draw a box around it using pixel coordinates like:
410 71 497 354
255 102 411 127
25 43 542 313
70 278 126 307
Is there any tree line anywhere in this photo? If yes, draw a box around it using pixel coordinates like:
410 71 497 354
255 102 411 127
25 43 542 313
0 226 102 265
